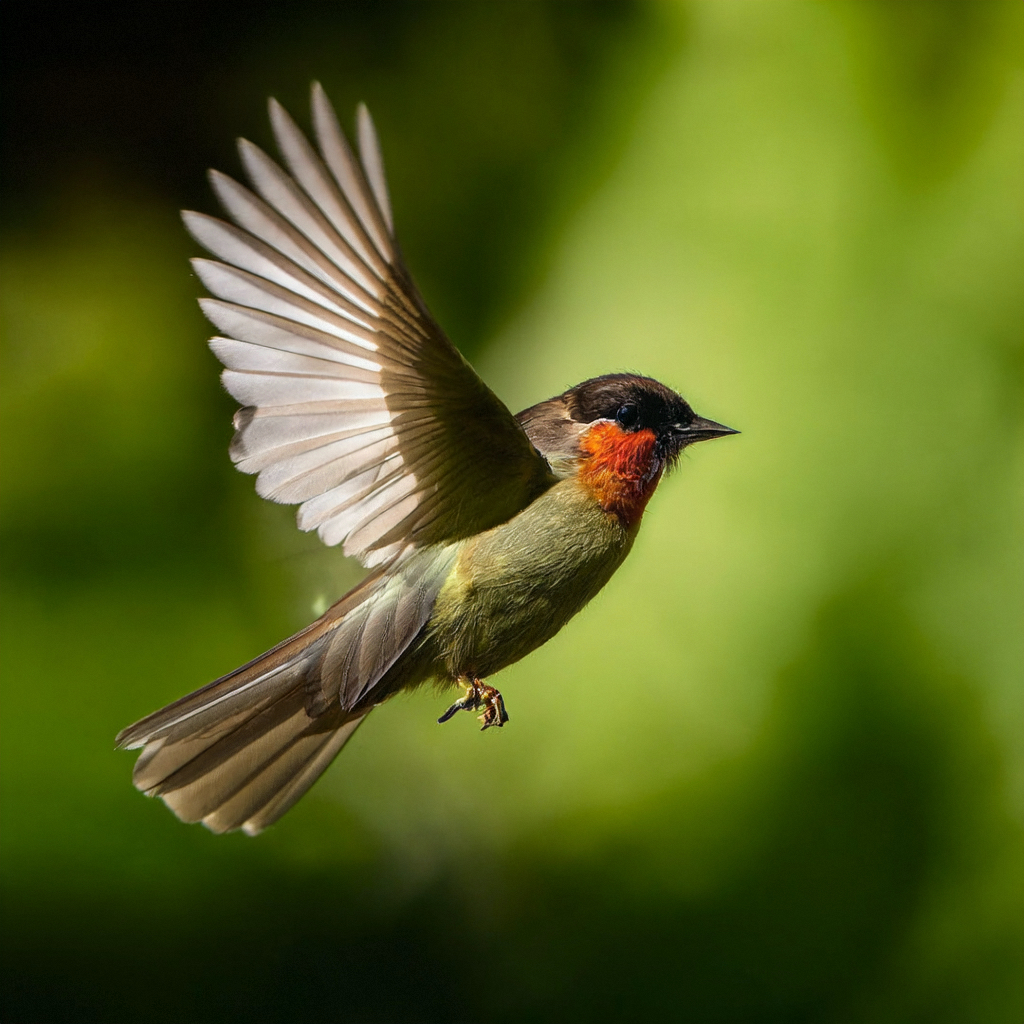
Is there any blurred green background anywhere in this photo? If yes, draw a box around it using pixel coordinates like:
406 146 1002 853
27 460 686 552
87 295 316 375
2 1 1022 1021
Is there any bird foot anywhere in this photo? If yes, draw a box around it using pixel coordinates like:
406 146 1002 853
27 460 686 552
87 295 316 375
438 678 509 731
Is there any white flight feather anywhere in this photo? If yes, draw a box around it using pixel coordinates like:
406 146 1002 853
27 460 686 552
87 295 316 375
221 370 385 408
356 104 394 237
325 473 420 549
201 301 382 367
238 138 383 294
184 216 381 329
310 83 393 261
232 407 394 457
193 260 380 346
209 171 380 311
295 459 405 531
269 98 387 274
256 430 399 503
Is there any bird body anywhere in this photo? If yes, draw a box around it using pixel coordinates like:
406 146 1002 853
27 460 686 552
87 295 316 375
425 467 639 682
116 85 736 835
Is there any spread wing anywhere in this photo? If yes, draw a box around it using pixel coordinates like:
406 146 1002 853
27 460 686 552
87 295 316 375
185 83 554 567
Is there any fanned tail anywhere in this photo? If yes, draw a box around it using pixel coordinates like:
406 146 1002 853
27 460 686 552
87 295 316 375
116 609 364 835
117 549 451 834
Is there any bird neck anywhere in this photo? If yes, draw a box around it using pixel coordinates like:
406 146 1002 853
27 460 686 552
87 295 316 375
578 422 663 527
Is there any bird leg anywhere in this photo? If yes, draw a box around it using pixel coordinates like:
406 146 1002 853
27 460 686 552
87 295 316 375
437 677 509 731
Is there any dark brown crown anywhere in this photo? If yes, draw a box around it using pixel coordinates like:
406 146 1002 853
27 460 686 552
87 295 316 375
564 373 694 433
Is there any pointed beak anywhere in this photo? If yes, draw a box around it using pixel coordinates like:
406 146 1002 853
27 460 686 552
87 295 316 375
675 416 740 444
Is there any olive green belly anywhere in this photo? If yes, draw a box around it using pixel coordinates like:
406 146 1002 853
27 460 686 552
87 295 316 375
424 478 636 680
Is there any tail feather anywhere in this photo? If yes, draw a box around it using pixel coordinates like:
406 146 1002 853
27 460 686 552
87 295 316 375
123 662 366 835
204 714 366 836
163 696 366 835
154 684 319 818
116 620 338 755
129 674 309 793
146 680 314 797
116 549 450 834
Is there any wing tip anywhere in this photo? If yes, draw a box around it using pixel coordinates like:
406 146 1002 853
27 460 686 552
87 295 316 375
207 167 236 205
310 79 328 112
233 405 257 431
180 208 203 234
267 95 297 146
355 103 394 235
310 79 340 135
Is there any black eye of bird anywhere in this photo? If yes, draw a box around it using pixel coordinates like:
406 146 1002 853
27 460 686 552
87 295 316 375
615 404 639 428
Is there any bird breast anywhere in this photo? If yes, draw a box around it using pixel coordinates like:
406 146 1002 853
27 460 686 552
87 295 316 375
577 421 664 527
425 477 637 679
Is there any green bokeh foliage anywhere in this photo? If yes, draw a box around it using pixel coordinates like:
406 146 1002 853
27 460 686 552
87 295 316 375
2 2 1022 1021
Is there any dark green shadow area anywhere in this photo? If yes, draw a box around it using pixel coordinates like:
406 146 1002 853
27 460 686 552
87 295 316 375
2 2 1022 1022
3 573 1018 1023
491 576 1019 1023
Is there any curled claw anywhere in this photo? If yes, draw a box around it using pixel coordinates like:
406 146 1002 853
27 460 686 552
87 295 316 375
437 692 478 724
477 689 509 731
438 678 509 730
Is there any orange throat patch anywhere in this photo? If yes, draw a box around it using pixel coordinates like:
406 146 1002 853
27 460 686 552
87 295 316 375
578 422 664 527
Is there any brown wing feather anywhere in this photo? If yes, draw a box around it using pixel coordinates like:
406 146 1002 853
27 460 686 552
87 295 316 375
184 83 554 568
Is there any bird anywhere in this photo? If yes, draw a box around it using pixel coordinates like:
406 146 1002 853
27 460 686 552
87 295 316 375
116 83 737 836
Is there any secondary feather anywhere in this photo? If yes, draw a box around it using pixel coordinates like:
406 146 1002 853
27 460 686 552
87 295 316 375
185 83 555 568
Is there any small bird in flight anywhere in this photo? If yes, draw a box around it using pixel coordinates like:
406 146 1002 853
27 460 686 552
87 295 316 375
116 84 737 835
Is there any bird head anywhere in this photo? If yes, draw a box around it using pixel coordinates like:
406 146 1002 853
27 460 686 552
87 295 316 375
518 373 738 479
